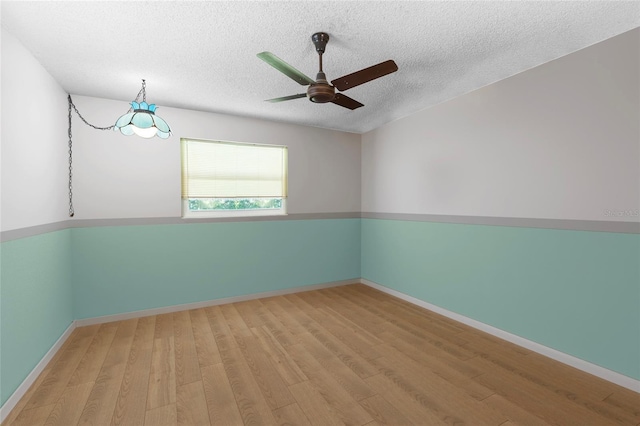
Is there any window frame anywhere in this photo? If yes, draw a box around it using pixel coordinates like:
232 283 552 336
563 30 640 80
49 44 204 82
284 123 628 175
180 137 288 219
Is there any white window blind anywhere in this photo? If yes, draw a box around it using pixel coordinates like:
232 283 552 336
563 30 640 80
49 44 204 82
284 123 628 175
181 138 288 199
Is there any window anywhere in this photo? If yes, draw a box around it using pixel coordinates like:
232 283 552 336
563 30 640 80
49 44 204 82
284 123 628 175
181 138 288 218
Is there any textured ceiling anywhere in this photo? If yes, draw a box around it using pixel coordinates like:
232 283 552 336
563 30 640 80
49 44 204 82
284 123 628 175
2 1 639 134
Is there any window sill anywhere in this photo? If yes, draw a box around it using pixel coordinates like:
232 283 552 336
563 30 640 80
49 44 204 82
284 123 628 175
181 210 288 220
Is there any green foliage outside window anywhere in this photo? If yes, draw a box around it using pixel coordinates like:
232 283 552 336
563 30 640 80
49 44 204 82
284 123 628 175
188 198 283 211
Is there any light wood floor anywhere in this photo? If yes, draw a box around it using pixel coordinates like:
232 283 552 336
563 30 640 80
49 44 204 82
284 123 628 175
3 284 639 425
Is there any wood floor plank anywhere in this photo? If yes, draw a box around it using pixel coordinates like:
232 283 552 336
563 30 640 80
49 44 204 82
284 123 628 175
261 296 308 335
375 338 493 401
471 364 621 425
154 313 174 339
5 404 55 426
319 306 384 346
286 338 374 424
43 382 94 426
250 300 298 348
144 404 177 426
358 394 413 425
94 319 138 383
273 295 314 330
379 300 470 342
348 284 468 337
250 326 308 386
173 311 201 386
378 330 482 380
189 308 222 367
469 350 639 425
298 299 382 361
336 288 474 359
288 381 345 426
24 325 100 409
297 325 378 379
378 315 475 362
110 316 155 426
291 335 376 401
201 363 244 425
149 337 175 376
68 323 119 386
77 320 138 426
210 307 278 425
298 365 373 425
603 391 640 422
365 373 448 425
146 336 176 410
370 354 508 425
176 381 210 426
287 295 378 379
234 333 296 409
321 288 387 330
204 305 237 345
483 393 552 426
219 343 278 425
233 299 266 329
220 303 253 340
77 379 122 426
272 403 312 426
461 331 617 402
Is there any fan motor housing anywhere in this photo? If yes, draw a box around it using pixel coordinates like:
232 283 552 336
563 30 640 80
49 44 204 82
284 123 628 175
307 83 335 103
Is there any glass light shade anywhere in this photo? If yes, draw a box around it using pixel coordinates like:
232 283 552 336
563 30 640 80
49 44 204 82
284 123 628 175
132 126 158 139
114 101 171 139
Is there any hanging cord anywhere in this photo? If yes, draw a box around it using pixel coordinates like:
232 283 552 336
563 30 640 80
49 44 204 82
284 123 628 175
66 80 147 217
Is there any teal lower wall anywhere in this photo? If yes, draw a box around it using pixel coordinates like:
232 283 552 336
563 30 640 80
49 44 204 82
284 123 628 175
2 217 638 408
0 230 73 406
361 218 640 380
0 218 359 407
72 219 361 319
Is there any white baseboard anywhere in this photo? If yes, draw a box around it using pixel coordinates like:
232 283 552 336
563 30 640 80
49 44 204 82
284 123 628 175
75 279 358 327
0 321 77 423
360 278 640 393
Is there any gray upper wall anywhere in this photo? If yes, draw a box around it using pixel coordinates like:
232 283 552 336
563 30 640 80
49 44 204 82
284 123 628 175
2 26 638 237
1 28 361 232
362 28 640 224
1 28 70 232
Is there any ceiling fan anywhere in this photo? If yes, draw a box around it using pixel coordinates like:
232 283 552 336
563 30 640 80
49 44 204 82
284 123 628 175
257 32 398 110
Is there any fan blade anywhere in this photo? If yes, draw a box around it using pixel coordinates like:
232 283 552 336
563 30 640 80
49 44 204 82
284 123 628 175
331 93 364 110
265 94 307 103
257 52 315 85
331 60 398 91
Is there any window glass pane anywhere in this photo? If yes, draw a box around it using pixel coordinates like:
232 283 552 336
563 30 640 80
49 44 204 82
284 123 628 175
188 198 283 211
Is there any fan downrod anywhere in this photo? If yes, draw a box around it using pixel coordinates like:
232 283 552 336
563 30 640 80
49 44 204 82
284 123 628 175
308 32 334 103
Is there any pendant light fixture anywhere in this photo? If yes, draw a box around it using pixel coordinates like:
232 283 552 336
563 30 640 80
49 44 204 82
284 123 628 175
66 79 171 217
114 79 171 139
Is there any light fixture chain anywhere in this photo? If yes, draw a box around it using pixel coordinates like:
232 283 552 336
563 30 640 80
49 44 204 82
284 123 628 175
68 95 74 217
67 94 121 218
69 100 115 131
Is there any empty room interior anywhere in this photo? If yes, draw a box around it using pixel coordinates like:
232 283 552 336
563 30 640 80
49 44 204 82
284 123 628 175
1 2 639 425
